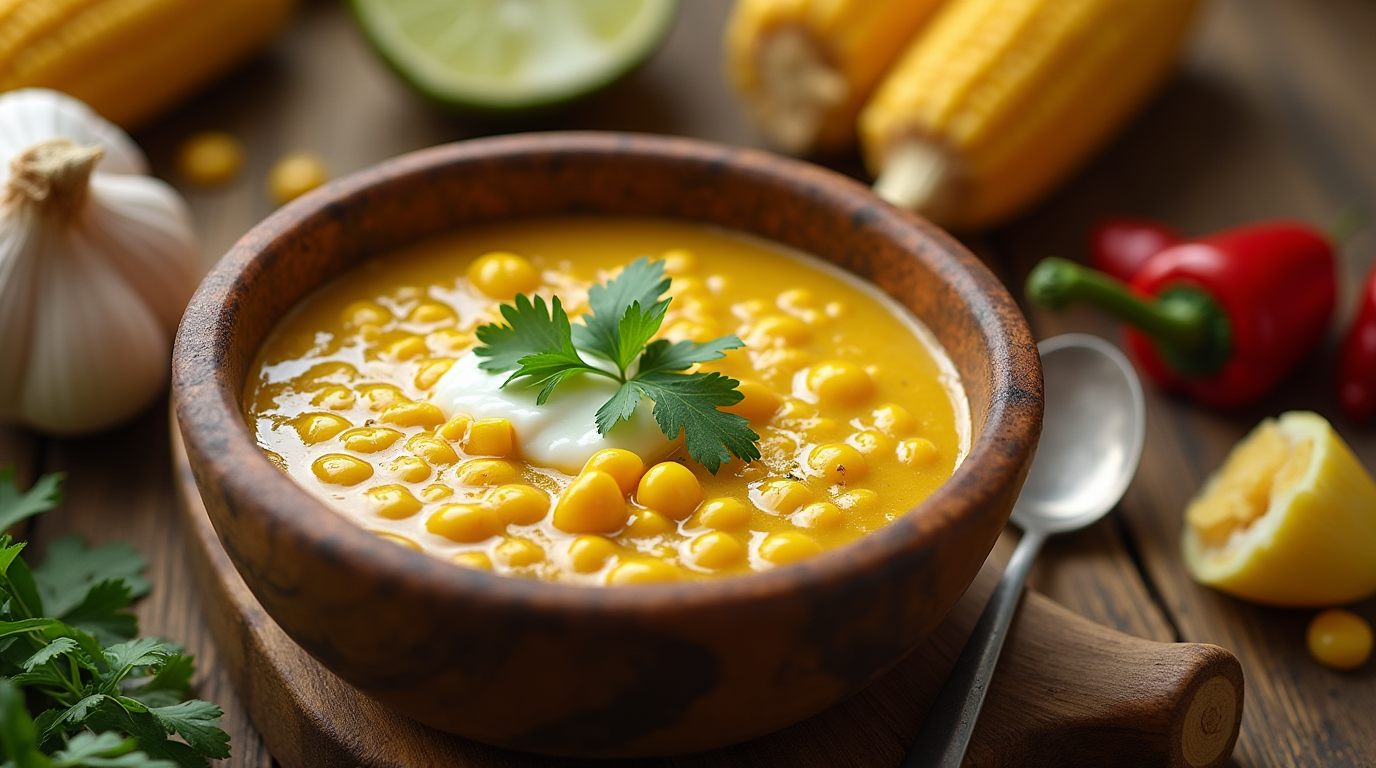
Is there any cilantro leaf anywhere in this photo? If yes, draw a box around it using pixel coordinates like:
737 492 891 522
125 656 193 709
84 699 205 768
473 294 577 373
635 372 761 473
35 538 150 620
571 258 670 363
148 701 229 760
21 638 78 672
593 382 643 436
101 640 177 681
48 730 177 768
637 335 744 376
0 469 64 534
58 581 137 647
613 300 668 372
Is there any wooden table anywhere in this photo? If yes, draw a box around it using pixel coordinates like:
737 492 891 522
4 0 1374 765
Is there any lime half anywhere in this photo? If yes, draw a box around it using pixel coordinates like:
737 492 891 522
350 0 678 113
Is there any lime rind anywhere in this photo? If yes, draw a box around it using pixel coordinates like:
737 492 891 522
350 0 678 113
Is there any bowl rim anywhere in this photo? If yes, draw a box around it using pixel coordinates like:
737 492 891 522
173 130 1041 616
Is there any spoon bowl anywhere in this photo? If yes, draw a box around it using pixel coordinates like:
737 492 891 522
906 333 1146 767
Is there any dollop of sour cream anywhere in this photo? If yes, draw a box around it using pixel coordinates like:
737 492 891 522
430 352 676 474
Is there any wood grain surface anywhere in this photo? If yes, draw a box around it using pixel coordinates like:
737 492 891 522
2 0 1374 766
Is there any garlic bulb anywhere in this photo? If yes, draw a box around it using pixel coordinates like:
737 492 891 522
0 89 199 434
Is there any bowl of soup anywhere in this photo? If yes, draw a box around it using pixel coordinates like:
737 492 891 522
173 132 1041 757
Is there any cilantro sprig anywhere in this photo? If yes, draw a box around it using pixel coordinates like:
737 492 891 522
473 258 762 473
0 469 231 768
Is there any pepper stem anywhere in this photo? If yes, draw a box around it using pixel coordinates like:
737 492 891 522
1027 257 1232 377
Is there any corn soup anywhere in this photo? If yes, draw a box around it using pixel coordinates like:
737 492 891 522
244 217 969 585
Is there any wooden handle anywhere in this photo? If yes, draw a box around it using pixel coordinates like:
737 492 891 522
171 422 1242 767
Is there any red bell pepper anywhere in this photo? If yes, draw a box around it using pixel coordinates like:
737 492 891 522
1090 216 1182 282
1027 221 1336 408
1338 261 1376 421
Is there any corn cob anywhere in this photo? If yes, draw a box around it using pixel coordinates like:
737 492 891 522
725 0 945 155
0 0 297 128
860 0 1200 230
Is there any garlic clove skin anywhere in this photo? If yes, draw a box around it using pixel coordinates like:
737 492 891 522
87 175 199 335
0 89 146 176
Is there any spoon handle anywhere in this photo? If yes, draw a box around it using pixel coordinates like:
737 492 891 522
902 528 1047 768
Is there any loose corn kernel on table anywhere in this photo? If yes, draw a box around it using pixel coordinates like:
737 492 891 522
3 0 1375 766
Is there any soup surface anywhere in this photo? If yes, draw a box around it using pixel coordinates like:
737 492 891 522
245 216 969 585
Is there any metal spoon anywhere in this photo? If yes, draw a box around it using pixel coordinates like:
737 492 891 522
903 333 1146 767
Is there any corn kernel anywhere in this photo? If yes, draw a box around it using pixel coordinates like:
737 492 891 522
754 479 813 514
660 248 697 275
874 403 917 436
672 276 708 296
777 288 815 310
825 301 847 319
298 361 359 388
722 380 783 423
1307 609 1374 670
848 429 893 457
835 489 880 513
311 454 373 486
733 299 770 319
808 443 868 484
379 401 445 429
414 358 456 390
428 328 475 354
688 532 745 570
293 413 351 445
748 314 811 346
364 484 423 520
357 384 410 411
386 455 432 483
465 418 515 457
488 484 550 525
408 301 457 325
664 320 720 344
177 131 243 187
452 551 493 570
807 361 873 405
437 413 472 442
636 462 703 521
624 509 674 538
898 438 939 467
553 471 629 534
340 427 404 453
455 459 519 487
406 434 459 465
695 498 751 530
468 251 539 299
495 538 546 568
268 151 329 205
793 502 844 529
374 531 421 551
310 385 355 410
607 560 682 585
421 483 454 501
759 532 823 565
379 334 428 361
427 503 502 543
569 535 618 573
582 449 645 496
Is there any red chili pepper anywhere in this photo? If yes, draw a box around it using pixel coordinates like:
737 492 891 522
1027 221 1335 408
1338 261 1376 421
1090 216 1182 282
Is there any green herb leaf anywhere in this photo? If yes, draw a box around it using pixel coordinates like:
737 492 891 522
147 702 228 760
474 294 577 373
35 539 149 621
571 258 670 363
101 640 177 683
593 382 643 436
48 730 177 768
637 336 744 376
20 638 78 673
83 699 204 768
124 657 192 711
0 678 40 768
635 372 761 474
56 583 136 648
0 469 64 535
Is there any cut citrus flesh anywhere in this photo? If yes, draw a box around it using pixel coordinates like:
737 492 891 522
1182 411 1376 607
349 0 678 112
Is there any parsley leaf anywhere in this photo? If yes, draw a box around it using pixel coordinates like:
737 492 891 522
48 730 177 768
0 468 64 536
35 537 150 620
473 259 760 473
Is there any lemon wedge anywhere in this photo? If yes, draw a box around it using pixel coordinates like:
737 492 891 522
349 0 678 113
1182 411 1376 607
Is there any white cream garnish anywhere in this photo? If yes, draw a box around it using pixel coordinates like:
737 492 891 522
430 352 675 474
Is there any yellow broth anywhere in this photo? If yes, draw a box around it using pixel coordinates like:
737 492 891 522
244 216 969 585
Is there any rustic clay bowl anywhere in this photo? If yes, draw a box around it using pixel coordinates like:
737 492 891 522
173 132 1042 758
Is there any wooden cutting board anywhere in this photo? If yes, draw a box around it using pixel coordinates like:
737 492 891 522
170 428 1242 768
